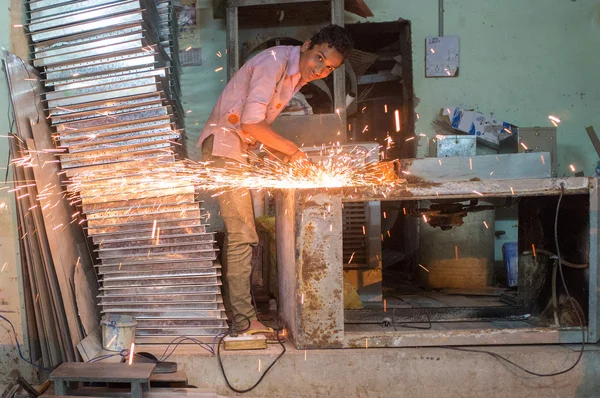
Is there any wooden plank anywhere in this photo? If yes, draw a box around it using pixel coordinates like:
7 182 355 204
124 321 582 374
27 137 99 351
76 326 102 362
586 126 600 158
50 363 155 382
10 138 65 366
345 0 374 17
404 152 551 182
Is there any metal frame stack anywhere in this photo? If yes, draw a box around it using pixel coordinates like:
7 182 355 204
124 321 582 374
26 0 227 344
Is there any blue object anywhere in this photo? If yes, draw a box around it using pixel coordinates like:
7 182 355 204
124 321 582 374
502 242 518 287
595 162 600 177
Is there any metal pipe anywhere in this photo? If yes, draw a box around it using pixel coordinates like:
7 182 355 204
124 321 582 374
438 0 444 37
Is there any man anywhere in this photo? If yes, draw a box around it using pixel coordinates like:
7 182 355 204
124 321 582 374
197 24 353 331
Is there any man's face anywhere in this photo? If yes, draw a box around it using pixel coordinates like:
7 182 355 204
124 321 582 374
299 41 345 83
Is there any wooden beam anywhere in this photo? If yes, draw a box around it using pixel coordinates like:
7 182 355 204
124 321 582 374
345 0 374 18
586 126 600 159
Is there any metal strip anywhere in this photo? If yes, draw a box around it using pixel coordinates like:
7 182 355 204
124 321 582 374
29 1 143 32
31 12 144 42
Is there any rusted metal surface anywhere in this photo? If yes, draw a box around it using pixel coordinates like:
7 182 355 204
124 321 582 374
342 327 588 348
276 189 345 349
338 177 591 202
276 176 597 349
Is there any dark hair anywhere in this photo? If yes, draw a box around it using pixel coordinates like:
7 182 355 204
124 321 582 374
309 24 354 58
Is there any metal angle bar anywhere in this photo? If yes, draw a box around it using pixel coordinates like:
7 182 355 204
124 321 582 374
28 1 143 32
83 197 200 215
57 119 173 142
86 218 202 233
45 76 160 100
66 134 180 154
53 69 167 92
81 188 194 206
99 283 222 295
97 262 216 273
55 107 170 131
78 183 195 200
31 11 144 42
102 310 225 319
98 293 219 303
100 269 218 280
46 92 163 115
82 194 197 213
58 142 171 161
29 0 127 20
100 275 221 288
59 148 173 169
97 245 216 259
47 84 162 108
85 202 199 218
98 252 217 263
60 127 176 149
89 224 206 239
84 206 201 222
34 39 152 68
86 204 200 220
101 302 220 310
96 243 216 257
32 23 145 53
50 98 163 124
135 327 227 336
33 29 145 59
98 234 215 247
44 54 162 81
136 317 228 327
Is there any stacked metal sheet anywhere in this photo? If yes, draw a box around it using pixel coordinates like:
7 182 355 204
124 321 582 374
28 0 227 343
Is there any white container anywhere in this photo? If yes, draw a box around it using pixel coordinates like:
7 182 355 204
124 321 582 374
101 315 137 352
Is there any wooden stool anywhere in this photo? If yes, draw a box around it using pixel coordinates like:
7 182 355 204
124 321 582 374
49 362 155 398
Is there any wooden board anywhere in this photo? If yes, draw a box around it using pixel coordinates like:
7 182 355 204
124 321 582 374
50 363 155 382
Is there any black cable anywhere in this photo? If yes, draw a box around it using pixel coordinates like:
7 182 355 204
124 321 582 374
216 324 286 394
0 314 53 371
392 307 432 330
444 185 586 377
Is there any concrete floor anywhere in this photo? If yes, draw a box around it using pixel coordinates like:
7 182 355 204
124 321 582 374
141 342 600 397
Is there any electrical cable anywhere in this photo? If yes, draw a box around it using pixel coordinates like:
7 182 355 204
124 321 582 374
443 185 586 377
0 313 53 371
216 313 286 394
392 307 432 330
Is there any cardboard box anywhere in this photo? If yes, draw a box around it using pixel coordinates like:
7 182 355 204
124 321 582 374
442 107 513 146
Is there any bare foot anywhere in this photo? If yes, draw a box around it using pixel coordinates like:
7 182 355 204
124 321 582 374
249 319 270 331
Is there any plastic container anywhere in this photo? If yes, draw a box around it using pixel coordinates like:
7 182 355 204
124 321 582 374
101 314 137 352
502 242 518 287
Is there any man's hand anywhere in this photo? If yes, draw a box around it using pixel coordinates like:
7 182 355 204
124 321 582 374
289 148 309 164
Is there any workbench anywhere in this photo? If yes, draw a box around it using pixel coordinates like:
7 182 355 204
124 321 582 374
274 177 599 349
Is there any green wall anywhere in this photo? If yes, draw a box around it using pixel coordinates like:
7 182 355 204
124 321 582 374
346 0 600 175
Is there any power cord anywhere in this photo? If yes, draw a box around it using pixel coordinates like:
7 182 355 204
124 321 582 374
0 314 53 371
392 307 432 330
444 184 586 377
216 313 286 394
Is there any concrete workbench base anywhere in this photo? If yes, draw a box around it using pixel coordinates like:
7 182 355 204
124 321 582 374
142 343 600 397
